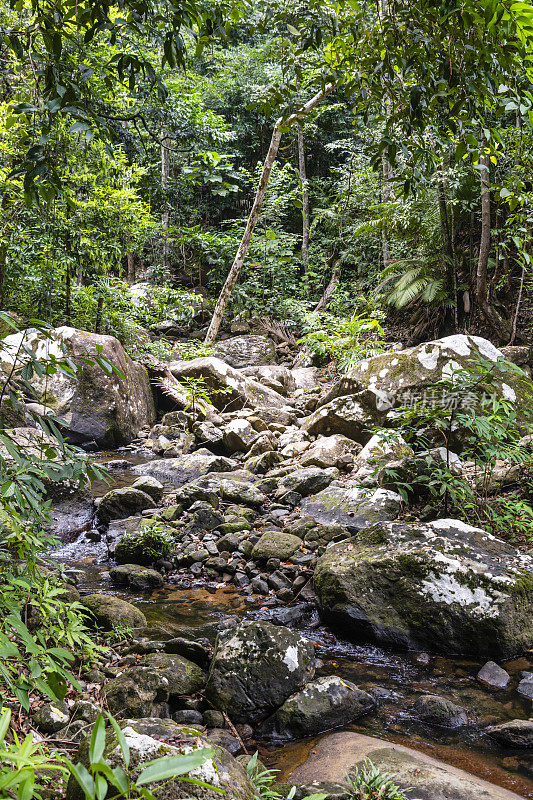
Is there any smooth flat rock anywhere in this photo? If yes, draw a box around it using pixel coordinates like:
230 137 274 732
286 731 526 800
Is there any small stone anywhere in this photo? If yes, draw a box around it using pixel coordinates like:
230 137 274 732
32 702 70 733
477 661 511 689
203 710 226 728
412 695 468 728
206 728 242 755
172 709 204 725
517 675 533 700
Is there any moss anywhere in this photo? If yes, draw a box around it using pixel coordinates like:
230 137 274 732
509 571 533 599
358 526 388 546
395 551 431 580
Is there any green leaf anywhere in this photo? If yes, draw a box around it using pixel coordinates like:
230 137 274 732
89 715 106 764
107 714 130 769
137 751 214 786
66 762 95 800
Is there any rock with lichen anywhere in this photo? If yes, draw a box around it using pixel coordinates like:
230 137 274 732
313 518 533 658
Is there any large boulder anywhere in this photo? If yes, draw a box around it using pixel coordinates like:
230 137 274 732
300 435 360 469
132 450 237 487
175 473 266 509
313 518 533 657
301 395 376 442
66 718 256 800
81 594 146 630
322 334 533 431
240 365 295 395
205 621 315 724
260 676 375 739
300 482 402 530
97 487 155 524
109 564 164 590
214 335 276 368
167 357 285 411
1 326 155 446
275 467 334 500
136 652 206 698
286 731 526 800
487 719 533 748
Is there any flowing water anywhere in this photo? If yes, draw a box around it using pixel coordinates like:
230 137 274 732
48 451 533 799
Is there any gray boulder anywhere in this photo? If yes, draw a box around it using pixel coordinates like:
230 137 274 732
97 487 155 524
275 467 334 500
323 334 533 432
205 621 315 724
240 365 296 395
252 532 302 561
1 326 155 446
301 482 402 530
214 335 276 368
167 357 285 411
300 435 360 469
133 450 237 487
313 518 533 658
302 395 376 442
176 473 266 509
261 676 375 739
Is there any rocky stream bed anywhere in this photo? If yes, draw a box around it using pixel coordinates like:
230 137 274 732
10 325 533 799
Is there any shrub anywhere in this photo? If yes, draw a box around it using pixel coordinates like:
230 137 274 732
114 522 174 566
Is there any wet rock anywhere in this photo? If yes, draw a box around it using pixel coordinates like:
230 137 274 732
110 563 164 591
477 661 511 689
205 620 315 724
412 694 468 728
313 518 533 658
189 501 225 531
66 718 256 800
32 701 69 733
131 476 165 503
286 730 525 800
81 594 146 630
214 335 276 368
261 676 375 739
133 450 237 488
97 487 155 524
487 719 533 748
252 532 302 561
301 482 401 530
206 728 242 755
1 326 155 447
517 674 533 700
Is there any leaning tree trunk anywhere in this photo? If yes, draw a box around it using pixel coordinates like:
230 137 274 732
161 129 170 270
475 153 511 337
204 83 335 345
297 122 310 271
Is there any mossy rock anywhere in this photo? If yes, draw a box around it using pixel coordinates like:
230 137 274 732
313 519 533 658
81 594 146 631
110 564 164 590
66 718 256 800
252 532 302 561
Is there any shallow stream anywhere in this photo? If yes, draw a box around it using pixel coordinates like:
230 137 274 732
49 448 533 799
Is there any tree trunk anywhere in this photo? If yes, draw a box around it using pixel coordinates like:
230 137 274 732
297 122 310 270
127 252 136 285
204 83 335 345
161 129 170 270
314 259 341 311
475 153 511 337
